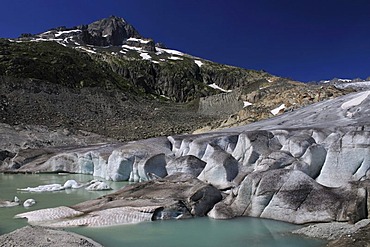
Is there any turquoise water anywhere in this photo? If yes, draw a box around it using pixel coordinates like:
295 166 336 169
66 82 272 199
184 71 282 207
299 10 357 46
0 174 325 247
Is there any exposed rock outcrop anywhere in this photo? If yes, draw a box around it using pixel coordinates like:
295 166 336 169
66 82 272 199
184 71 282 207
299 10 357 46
81 16 141 46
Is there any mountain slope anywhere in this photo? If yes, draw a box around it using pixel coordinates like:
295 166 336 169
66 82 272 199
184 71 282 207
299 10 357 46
0 16 353 142
13 16 275 102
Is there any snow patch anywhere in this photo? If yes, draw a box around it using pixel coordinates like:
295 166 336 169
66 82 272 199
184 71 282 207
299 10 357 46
122 45 142 51
168 56 183 61
208 83 232 93
341 91 370 110
271 104 286 115
152 60 160 64
127 37 151 44
194 60 204 67
55 29 81 37
243 101 252 107
76 46 97 54
156 47 184 56
338 78 352 82
140 53 151 60
33 38 63 42
40 30 52 35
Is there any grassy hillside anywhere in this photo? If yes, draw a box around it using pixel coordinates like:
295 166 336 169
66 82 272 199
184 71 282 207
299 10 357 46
0 39 131 90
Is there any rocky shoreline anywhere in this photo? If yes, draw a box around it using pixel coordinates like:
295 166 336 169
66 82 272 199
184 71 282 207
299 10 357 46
293 219 370 246
0 226 103 247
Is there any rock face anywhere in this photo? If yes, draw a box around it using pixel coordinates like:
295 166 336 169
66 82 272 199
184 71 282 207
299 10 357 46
81 16 141 46
5 91 370 226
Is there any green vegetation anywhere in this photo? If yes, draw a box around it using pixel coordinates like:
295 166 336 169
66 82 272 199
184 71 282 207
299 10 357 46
0 39 131 90
0 38 274 103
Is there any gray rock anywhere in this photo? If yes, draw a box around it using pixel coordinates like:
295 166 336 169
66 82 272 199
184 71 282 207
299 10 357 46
81 16 141 46
293 219 370 240
0 225 103 247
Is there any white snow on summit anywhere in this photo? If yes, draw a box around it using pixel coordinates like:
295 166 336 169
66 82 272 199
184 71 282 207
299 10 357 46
338 79 352 82
194 60 204 67
127 37 151 44
156 48 184 56
208 83 232 93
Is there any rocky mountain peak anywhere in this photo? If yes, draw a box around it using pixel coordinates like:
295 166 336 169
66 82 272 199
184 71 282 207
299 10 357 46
80 16 142 46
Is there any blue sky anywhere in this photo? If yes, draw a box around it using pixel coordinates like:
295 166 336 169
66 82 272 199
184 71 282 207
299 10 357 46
1 0 370 82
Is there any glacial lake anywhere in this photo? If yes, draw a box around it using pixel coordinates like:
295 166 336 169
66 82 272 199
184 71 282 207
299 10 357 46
0 173 325 247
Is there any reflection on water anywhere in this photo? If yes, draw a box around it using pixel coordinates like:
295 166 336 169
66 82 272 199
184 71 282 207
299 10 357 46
0 174 325 247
